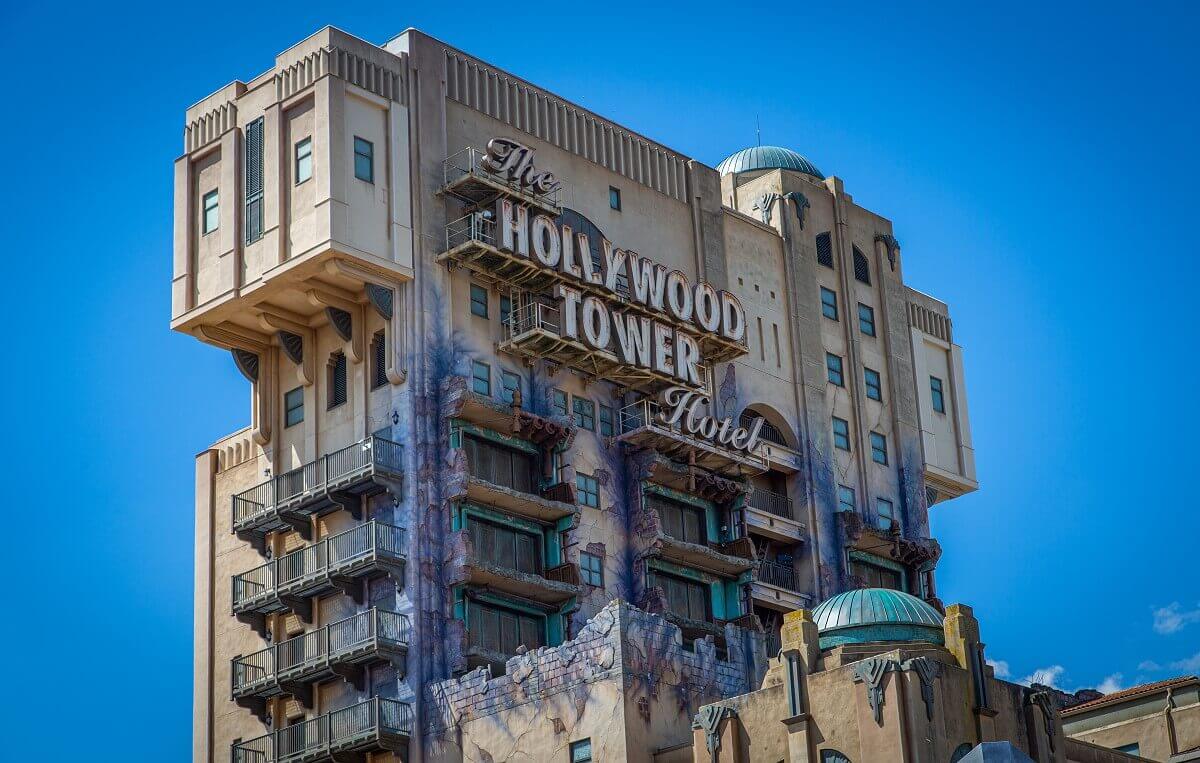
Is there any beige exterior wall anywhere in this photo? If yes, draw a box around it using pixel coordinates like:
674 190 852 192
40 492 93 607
1063 680 1200 761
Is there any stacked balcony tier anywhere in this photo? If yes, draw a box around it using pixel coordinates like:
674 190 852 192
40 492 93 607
232 436 404 555
232 521 406 636
232 609 411 717
231 697 412 763
618 398 768 477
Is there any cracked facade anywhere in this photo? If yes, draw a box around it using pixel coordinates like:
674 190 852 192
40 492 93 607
177 25 978 762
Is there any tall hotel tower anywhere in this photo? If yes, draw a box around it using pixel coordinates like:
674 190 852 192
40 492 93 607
175 27 977 762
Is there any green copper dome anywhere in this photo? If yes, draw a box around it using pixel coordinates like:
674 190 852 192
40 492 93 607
715 145 824 179
811 588 945 649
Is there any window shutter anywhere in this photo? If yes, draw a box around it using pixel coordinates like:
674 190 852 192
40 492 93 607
853 246 871 284
816 232 834 268
245 118 264 244
371 331 387 389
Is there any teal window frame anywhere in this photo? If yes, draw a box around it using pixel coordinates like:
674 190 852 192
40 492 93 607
870 432 888 465
551 388 568 417
294 137 312 184
876 498 895 530
930 376 946 413
570 738 594 763
599 404 614 436
858 303 876 337
572 397 595 431
609 186 621 210
470 284 489 318
832 417 851 451
579 552 603 587
576 472 599 508
471 361 490 396
820 287 838 320
202 189 219 234
284 386 304 428
864 367 882 401
500 370 520 403
837 485 856 513
353 136 374 183
826 352 844 386
500 294 512 327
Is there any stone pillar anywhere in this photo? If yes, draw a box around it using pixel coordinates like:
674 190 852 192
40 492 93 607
779 609 819 762
944 604 997 742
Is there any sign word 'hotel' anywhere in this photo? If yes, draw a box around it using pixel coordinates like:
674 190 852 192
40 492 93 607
173 26 978 763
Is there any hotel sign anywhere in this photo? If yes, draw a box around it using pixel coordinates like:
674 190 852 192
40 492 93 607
481 137 763 456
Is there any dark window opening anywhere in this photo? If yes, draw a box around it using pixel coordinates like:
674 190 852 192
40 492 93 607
853 245 870 284
648 569 710 622
327 352 347 409
371 331 387 389
467 517 542 575
465 434 537 494
816 232 834 268
649 494 706 545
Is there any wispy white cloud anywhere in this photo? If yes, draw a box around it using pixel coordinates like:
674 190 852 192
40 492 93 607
1169 651 1200 672
1097 673 1124 693
1021 665 1066 689
988 659 1011 679
1138 660 1162 671
1152 602 1200 635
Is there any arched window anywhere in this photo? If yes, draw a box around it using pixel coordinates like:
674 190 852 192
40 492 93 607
950 743 974 762
853 246 871 284
816 232 834 268
327 351 347 409
740 410 788 447
820 751 851 763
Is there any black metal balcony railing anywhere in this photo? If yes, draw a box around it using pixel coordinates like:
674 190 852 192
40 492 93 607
758 559 799 592
232 437 404 550
747 487 793 520
232 522 406 625
232 697 413 763
232 610 411 700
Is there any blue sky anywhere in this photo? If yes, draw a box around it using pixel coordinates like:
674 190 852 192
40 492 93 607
1 0 1196 756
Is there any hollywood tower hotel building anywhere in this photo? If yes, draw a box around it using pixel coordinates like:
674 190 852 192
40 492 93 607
175 27 977 762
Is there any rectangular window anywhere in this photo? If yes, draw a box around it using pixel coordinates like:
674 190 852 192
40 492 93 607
294 137 312 184
202 189 219 234
464 435 537 494
245 117 264 244
371 330 388 389
930 376 946 413
858 303 876 337
864 368 882 401
468 516 542 574
816 232 834 268
820 287 838 320
870 432 888 465
832 417 851 451
649 495 706 545
551 388 568 417
837 485 856 513
570 738 594 763
471 361 490 396
284 387 304 428
470 283 489 318
572 397 596 431
599 404 614 437
353 136 374 183
851 558 901 590
327 352 347 409
501 371 520 404
609 186 621 210
500 294 512 327
467 599 544 656
648 570 710 622
826 353 844 386
876 498 895 531
576 473 599 508
579 553 603 587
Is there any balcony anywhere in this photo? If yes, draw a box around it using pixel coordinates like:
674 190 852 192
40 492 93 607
232 521 406 636
460 554 581 607
232 436 404 555
618 398 768 478
750 560 811 613
650 533 755 578
498 303 711 393
231 697 412 763
442 146 562 216
742 488 806 543
232 609 410 719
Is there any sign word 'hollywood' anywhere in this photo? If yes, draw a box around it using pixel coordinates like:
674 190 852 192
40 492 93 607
493 198 746 388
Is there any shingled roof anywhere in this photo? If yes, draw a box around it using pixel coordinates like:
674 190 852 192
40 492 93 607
1061 675 1199 715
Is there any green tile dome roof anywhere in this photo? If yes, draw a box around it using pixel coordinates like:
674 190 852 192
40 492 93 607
715 145 824 179
811 588 945 648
